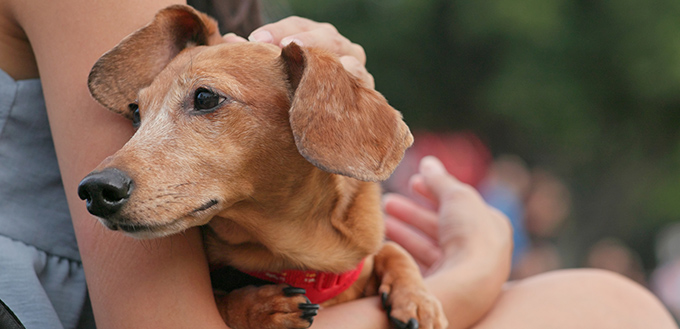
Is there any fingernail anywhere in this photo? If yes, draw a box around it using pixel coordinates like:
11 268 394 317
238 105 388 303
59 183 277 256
249 30 273 43
340 55 361 70
381 193 395 209
223 33 247 43
281 37 303 47
421 156 445 175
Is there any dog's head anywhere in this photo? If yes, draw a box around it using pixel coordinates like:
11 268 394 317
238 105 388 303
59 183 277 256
78 5 413 238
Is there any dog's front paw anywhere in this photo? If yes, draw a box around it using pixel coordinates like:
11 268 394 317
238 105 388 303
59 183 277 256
216 284 319 329
380 286 448 329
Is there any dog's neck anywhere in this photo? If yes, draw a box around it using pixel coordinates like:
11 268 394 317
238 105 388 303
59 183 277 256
204 167 384 273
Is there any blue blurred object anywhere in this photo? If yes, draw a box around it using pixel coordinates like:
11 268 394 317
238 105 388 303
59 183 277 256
479 181 529 268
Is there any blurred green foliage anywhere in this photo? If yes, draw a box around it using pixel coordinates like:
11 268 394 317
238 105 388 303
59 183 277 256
283 0 680 269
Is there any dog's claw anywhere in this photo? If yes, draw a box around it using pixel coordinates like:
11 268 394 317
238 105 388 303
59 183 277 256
298 302 319 324
278 286 317 326
390 317 419 329
383 293 420 329
283 286 306 296
298 303 320 311
391 317 406 329
407 318 419 329
301 309 318 319
381 292 391 312
302 309 319 316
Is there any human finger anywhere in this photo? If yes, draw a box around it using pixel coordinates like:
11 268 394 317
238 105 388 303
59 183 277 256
249 16 317 44
223 32 247 43
249 17 366 64
409 174 438 207
280 29 366 65
383 193 438 239
385 215 443 268
419 156 480 205
340 56 375 89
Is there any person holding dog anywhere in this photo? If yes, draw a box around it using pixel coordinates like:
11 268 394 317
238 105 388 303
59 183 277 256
0 0 676 328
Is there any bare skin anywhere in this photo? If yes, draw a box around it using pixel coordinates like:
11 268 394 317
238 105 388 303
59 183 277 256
0 0 676 327
384 156 678 329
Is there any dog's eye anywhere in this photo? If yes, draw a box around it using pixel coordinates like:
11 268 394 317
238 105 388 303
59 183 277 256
194 88 224 112
129 103 141 127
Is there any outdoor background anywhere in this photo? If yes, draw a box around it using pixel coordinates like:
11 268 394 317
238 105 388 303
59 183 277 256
262 0 680 319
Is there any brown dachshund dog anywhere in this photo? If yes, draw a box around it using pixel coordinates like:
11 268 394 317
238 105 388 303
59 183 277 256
78 5 447 329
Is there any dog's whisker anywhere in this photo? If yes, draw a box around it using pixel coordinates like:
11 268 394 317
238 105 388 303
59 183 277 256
149 200 186 207
92 218 109 238
152 192 188 198
136 239 151 252
165 182 197 189
154 238 163 251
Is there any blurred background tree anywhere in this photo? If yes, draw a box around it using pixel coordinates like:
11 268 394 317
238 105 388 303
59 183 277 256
265 0 680 274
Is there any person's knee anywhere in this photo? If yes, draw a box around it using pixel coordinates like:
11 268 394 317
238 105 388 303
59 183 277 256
523 269 674 324
474 269 678 329
525 268 659 307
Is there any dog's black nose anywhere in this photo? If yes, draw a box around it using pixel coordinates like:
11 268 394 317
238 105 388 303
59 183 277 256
78 168 134 218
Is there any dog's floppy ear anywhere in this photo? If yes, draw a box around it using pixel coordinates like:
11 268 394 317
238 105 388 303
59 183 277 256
88 5 223 119
281 43 414 182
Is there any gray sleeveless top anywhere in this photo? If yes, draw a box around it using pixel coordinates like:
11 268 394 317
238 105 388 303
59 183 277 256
0 69 80 261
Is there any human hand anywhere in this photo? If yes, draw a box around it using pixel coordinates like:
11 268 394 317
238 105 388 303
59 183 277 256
223 16 374 89
384 156 513 277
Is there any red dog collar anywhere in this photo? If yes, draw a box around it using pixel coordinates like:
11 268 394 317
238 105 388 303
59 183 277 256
241 260 365 304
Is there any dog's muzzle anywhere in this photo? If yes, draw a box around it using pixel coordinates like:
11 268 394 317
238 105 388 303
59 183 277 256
78 168 134 219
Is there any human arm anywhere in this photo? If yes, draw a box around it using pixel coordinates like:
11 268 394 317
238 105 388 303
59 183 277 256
383 156 514 329
383 156 678 329
15 0 231 328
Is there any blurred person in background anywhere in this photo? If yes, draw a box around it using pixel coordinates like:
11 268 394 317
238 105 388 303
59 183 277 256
586 238 647 286
651 223 680 321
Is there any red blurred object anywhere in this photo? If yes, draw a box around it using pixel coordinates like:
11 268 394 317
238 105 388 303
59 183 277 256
385 131 492 194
